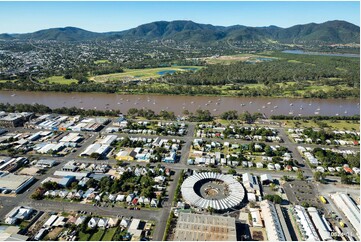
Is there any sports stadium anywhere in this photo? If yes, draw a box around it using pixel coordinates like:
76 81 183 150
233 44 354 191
181 172 245 211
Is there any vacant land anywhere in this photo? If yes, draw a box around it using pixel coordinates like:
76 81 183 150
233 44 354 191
39 76 78 84
91 66 202 83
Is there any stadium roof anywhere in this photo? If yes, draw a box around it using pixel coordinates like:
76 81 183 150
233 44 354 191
181 172 245 210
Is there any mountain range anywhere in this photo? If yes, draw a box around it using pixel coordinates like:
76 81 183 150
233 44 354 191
0 20 359 44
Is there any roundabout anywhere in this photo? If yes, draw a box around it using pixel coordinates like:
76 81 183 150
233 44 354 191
181 172 245 210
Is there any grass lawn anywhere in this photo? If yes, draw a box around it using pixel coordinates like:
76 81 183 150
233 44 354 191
39 76 77 84
94 59 111 64
91 66 202 83
90 229 105 241
281 120 360 131
0 80 14 83
78 231 92 241
101 227 118 241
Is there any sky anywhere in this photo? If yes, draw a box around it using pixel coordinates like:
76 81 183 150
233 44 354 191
0 1 359 33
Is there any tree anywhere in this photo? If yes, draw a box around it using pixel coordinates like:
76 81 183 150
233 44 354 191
297 171 305 180
270 183 277 191
227 168 237 175
90 152 101 159
207 206 215 215
313 171 325 182
42 181 59 190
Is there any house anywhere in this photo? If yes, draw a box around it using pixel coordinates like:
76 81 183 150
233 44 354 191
150 199 158 207
120 218 130 228
126 194 134 203
154 175 166 183
116 194 125 202
285 165 292 171
75 216 87 226
97 218 109 228
343 166 353 174
267 163 275 170
108 194 116 202
138 196 145 204
108 217 119 227
164 152 176 163
256 162 263 168
88 217 100 228
132 197 139 205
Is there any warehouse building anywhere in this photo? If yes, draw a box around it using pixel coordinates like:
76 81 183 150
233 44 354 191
35 159 57 168
293 205 320 241
307 207 332 241
242 173 261 196
173 213 237 241
0 173 34 194
330 193 360 238
0 112 32 128
80 143 110 157
260 200 286 241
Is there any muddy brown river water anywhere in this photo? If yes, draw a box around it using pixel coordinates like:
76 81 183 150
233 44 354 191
0 90 359 117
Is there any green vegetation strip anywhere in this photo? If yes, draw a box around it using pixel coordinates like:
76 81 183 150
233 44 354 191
101 228 118 241
163 211 174 241
90 229 105 241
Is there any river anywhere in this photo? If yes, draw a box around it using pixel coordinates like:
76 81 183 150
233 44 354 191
0 91 359 117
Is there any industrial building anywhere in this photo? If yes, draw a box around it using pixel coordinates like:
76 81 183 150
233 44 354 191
293 205 320 241
35 159 57 168
5 206 34 225
260 200 286 241
0 157 27 172
181 172 245 210
80 143 110 157
330 193 360 238
307 207 332 241
242 173 261 196
0 112 33 128
173 213 237 241
0 172 34 194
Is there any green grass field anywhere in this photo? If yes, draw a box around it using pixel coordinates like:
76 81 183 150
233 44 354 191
90 229 105 241
94 59 111 64
78 231 91 241
91 66 202 83
39 76 77 85
101 228 118 241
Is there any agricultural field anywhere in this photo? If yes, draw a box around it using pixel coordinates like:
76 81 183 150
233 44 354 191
39 76 78 84
91 66 202 83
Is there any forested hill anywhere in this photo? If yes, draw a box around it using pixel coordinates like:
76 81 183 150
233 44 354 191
1 20 359 44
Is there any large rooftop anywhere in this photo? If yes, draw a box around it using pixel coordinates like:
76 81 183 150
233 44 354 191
173 213 237 241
